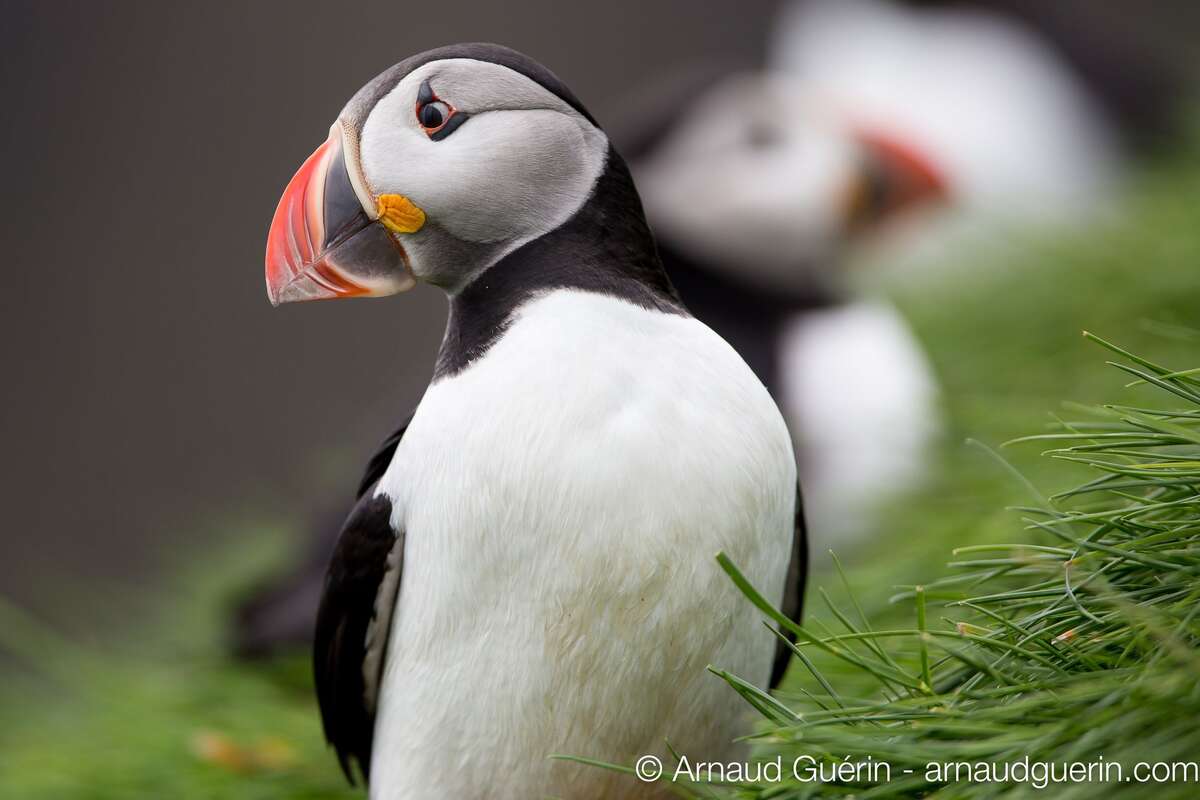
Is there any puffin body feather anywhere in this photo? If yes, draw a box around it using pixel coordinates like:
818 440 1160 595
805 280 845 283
368 289 797 797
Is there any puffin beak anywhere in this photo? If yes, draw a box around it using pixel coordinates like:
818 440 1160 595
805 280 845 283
265 123 421 305
842 129 948 233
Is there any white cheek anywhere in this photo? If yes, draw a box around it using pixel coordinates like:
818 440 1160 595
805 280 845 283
732 127 858 240
361 109 604 246
358 117 436 205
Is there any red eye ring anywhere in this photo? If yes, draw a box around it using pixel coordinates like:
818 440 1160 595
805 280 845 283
414 80 468 141
416 99 452 133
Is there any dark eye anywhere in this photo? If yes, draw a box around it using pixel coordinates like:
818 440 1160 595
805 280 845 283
414 81 469 141
419 101 449 130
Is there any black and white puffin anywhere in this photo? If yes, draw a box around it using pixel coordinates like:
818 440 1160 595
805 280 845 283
263 44 806 797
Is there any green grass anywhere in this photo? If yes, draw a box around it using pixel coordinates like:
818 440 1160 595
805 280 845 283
0 530 356 800
701 334 1200 798
1 146 1198 798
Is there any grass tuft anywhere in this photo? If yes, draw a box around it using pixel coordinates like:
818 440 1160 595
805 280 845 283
703 337 1200 798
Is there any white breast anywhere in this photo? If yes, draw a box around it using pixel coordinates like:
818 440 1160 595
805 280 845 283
370 289 796 799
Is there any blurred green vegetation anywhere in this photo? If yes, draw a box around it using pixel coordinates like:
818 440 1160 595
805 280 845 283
1 145 1197 798
0 530 356 799
840 148 1200 613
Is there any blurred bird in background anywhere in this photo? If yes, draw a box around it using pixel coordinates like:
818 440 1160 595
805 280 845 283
628 0 1130 549
233 0 1190 658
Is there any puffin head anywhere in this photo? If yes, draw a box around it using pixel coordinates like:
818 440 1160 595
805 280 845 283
265 44 608 304
629 72 948 296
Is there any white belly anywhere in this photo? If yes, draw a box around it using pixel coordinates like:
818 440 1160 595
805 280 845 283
370 290 796 799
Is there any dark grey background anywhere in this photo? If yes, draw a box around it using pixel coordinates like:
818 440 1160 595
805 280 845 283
0 0 779 616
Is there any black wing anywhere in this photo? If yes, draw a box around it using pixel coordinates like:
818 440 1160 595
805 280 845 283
355 415 413 500
233 416 414 658
313 420 411 785
769 483 808 691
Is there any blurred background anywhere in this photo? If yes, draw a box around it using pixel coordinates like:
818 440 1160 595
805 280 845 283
1 0 1198 796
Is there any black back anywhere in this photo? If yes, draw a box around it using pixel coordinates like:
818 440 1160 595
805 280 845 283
659 240 837 390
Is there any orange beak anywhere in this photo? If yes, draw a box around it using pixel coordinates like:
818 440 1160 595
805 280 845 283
844 128 949 232
264 126 415 305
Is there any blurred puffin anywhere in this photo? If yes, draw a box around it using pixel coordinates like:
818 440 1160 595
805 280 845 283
626 70 946 548
262 44 806 796
908 0 1191 153
626 0 1131 545
767 0 1122 250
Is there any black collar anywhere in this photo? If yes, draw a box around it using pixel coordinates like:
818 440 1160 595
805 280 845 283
434 149 685 380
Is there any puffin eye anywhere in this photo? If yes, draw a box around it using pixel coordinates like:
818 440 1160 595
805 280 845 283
414 81 467 141
419 101 450 131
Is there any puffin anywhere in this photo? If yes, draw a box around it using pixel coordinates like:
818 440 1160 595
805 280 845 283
766 0 1124 249
624 67 945 548
262 44 806 797
625 0 1137 545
